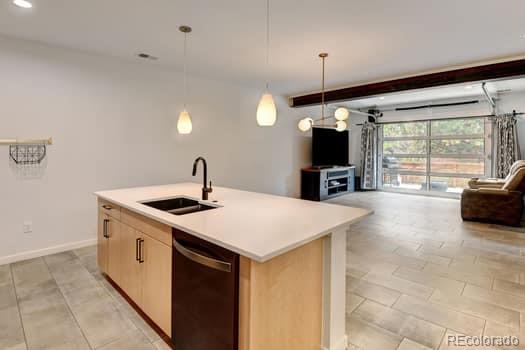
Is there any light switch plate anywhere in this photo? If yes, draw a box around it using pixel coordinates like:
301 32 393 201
23 221 32 233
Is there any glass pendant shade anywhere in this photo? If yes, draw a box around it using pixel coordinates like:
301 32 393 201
335 120 347 132
298 117 313 132
335 107 349 121
177 109 193 134
256 93 277 126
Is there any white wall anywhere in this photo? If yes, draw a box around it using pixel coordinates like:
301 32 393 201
0 36 310 262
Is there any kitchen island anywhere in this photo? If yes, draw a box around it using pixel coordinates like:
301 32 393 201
95 183 371 350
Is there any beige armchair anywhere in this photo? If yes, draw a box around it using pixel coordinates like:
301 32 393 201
468 160 525 189
462 164 525 226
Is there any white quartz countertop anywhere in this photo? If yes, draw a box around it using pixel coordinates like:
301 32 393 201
95 183 372 262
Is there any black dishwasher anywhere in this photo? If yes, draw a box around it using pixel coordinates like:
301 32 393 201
172 229 239 350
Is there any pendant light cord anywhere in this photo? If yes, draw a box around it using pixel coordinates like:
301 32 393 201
265 0 270 91
183 32 187 109
321 55 325 124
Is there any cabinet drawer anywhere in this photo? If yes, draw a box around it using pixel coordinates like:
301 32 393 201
98 199 121 220
121 208 171 246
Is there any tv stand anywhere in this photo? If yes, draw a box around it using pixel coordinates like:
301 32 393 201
301 166 356 201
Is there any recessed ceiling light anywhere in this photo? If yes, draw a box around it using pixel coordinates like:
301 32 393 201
464 85 474 90
379 97 385 100
12 0 32 8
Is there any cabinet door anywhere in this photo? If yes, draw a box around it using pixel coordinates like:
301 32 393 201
97 211 109 274
107 218 122 285
141 234 172 335
120 224 143 306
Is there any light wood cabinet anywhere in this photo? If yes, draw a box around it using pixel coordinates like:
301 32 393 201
98 199 172 337
97 210 121 280
97 210 109 274
239 238 323 350
141 234 172 335
119 223 143 306
99 198 121 221
121 208 171 246
107 218 122 285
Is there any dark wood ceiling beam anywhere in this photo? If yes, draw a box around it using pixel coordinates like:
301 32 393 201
289 58 525 108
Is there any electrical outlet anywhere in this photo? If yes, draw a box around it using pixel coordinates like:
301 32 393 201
23 221 32 233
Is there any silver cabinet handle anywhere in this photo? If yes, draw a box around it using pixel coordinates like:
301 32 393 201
102 205 113 210
173 239 231 273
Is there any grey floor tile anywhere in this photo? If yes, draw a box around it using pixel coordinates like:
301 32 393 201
116 302 161 343
12 258 90 350
76 251 100 277
75 303 137 348
0 265 17 310
393 294 485 336
4 344 28 350
98 278 128 306
0 305 26 350
430 290 520 330
97 279 161 344
152 340 172 350
73 245 97 259
353 300 445 349
397 338 433 350
11 258 57 300
0 279 17 310
45 253 137 349
346 292 365 314
347 316 403 350
348 277 402 307
0 264 12 285
44 251 78 269
98 329 156 350
22 309 89 350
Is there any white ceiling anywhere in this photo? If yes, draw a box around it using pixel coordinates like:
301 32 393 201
2 0 525 96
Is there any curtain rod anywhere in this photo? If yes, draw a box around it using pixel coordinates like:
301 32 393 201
393 100 479 111
370 99 482 114
355 111 524 126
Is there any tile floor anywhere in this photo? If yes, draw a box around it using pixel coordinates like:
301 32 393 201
2 191 525 349
329 191 525 350
0 246 170 350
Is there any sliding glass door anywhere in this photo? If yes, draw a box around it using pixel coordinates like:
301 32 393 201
378 117 491 195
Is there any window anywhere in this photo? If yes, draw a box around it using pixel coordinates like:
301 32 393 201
378 117 491 195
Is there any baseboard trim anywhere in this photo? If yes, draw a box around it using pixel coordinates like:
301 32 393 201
321 335 348 350
0 239 97 265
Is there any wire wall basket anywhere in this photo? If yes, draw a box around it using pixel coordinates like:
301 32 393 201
1 138 52 165
9 144 47 164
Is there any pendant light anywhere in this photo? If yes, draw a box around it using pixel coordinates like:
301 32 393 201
177 25 193 134
334 107 349 121
256 0 277 126
298 53 350 132
335 120 347 131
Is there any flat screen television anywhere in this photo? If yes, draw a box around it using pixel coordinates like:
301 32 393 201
312 127 349 167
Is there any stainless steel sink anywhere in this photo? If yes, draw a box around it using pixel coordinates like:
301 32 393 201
141 196 218 216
